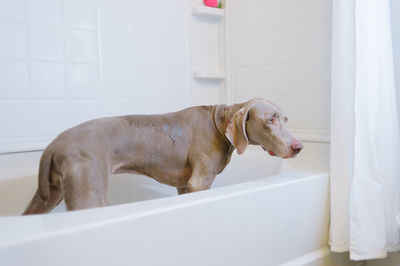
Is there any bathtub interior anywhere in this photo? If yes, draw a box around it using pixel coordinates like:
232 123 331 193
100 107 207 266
0 142 327 216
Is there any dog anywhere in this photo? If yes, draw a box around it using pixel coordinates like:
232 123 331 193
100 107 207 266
23 98 303 214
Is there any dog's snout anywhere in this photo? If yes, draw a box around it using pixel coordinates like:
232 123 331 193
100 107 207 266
291 141 303 154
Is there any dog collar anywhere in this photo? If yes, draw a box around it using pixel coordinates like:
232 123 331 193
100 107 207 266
223 106 231 125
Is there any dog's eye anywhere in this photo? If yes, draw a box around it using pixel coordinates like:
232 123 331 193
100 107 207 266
267 118 275 125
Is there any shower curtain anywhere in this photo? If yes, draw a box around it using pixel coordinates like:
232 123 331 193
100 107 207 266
330 0 400 261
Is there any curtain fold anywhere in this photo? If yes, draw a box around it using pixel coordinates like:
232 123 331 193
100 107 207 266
330 0 400 260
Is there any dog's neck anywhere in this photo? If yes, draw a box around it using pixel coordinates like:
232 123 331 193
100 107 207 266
213 102 245 142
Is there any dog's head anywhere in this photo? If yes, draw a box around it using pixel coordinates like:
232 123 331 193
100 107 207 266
225 98 303 158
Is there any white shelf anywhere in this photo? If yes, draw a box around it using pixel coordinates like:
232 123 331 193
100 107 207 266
193 70 226 81
192 6 225 19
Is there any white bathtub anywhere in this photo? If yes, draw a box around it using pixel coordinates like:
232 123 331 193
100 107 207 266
0 143 331 266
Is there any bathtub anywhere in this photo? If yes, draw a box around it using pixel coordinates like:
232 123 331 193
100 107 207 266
0 142 331 266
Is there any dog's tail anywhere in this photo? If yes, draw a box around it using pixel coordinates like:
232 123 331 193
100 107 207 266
38 149 54 201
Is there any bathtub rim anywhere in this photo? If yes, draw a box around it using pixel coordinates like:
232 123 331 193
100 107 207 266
0 170 328 250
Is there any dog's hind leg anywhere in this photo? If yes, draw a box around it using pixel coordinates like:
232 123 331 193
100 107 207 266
22 186 63 215
63 164 109 211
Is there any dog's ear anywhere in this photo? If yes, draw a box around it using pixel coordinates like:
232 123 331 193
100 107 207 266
225 107 250 155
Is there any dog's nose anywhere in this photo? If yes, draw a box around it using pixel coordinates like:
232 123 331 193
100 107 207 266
292 141 303 154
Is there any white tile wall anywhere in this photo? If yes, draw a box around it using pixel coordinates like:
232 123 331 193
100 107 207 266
0 22 26 58
28 101 71 137
29 62 66 98
65 64 100 98
0 0 25 21
100 30 132 65
229 0 332 141
233 0 253 38
68 100 100 125
63 0 98 30
0 60 29 98
160 37 184 68
0 0 224 153
233 38 253 67
28 25 63 61
64 29 99 63
27 0 62 25
0 0 331 151
98 0 132 31
0 101 28 138
101 66 133 97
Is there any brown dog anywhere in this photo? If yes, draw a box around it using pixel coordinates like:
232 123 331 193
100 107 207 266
23 98 302 214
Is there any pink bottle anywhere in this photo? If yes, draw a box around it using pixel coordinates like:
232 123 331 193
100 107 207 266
204 0 218 8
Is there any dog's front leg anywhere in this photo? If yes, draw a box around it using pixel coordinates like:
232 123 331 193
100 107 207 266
187 163 217 192
176 186 189 195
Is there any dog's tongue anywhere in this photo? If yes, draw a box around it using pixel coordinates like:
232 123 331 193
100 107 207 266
262 147 276 156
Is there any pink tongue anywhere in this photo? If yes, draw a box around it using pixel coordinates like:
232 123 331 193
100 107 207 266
268 151 276 156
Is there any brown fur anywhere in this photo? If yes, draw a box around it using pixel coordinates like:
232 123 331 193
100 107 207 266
23 98 302 215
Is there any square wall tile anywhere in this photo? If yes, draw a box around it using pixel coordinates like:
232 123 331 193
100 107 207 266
28 25 63 61
27 0 62 25
0 60 29 98
269 94 331 131
279 60 331 95
65 29 99 63
131 99 187 114
156 69 183 98
66 64 100 98
0 22 26 58
132 69 155 98
232 68 255 100
253 66 282 97
29 100 70 137
68 100 100 126
281 25 331 62
30 62 65 98
308 0 332 25
134 69 183 99
233 0 254 38
305 94 331 130
0 101 29 138
150 98 188 114
99 100 138 117
159 37 184 68
98 0 131 31
233 38 253 67
280 0 332 29
132 37 161 67
254 32 284 65
253 63 325 97
63 0 98 29
100 30 131 65
0 0 25 21
191 83 220 106
159 5 181 37
188 21 219 68
131 0 158 37
254 1 283 34
100 66 133 98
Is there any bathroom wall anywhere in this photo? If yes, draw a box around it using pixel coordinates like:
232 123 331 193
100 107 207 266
0 0 225 153
227 0 332 143
0 0 333 152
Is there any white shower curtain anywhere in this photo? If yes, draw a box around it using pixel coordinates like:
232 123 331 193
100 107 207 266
330 0 400 261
